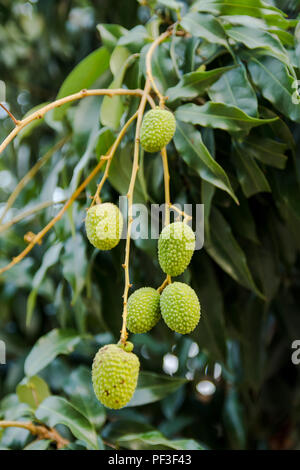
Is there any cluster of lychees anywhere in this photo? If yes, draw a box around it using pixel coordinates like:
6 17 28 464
86 109 201 409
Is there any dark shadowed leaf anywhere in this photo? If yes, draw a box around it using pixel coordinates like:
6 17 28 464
174 121 238 202
232 140 271 197
191 253 227 363
117 430 205 450
223 388 246 449
248 55 300 123
206 208 263 296
208 65 258 116
241 135 288 169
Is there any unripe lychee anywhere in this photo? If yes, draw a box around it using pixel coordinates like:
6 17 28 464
160 282 200 334
85 203 123 250
92 343 139 409
158 222 195 277
127 287 161 333
140 108 176 153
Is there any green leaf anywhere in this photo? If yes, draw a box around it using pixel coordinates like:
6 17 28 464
206 208 263 297
100 47 136 130
62 233 87 304
240 135 288 169
247 55 300 123
201 181 215 243
226 25 290 67
223 388 247 449
17 376 50 410
26 243 63 326
192 0 288 28
208 65 258 116
166 65 235 102
24 440 51 450
174 121 238 202
127 372 187 407
36 396 99 450
24 329 81 376
159 0 184 11
117 430 205 450
191 254 227 363
97 24 128 51
176 102 277 134
118 25 151 51
109 143 147 203
95 127 116 157
232 140 271 197
64 366 106 431
53 47 110 120
223 193 259 244
180 12 228 46
239 297 266 389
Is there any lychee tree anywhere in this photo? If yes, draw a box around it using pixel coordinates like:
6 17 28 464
1 0 300 451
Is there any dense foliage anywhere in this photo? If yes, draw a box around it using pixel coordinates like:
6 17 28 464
1 0 300 450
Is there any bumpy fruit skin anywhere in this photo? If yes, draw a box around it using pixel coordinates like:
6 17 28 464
160 282 200 334
158 222 195 276
127 287 161 333
92 344 140 409
140 108 176 153
85 203 123 250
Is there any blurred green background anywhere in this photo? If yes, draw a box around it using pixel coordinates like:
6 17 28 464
1 0 300 451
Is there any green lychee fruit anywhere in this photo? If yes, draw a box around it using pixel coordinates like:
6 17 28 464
92 343 140 409
85 202 123 250
127 287 161 333
158 221 195 277
140 107 176 153
160 282 200 334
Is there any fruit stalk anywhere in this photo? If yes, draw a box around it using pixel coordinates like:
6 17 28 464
120 29 175 344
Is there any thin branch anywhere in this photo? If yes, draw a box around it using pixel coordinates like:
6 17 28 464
170 203 192 222
161 147 171 226
120 79 151 344
120 30 174 344
0 107 148 275
0 158 106 275
0 136 69 225
0 198 72 234
146 30 172 107
0 88 154 156
90 111 139 208
0 103 20 126
0 420 69 449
